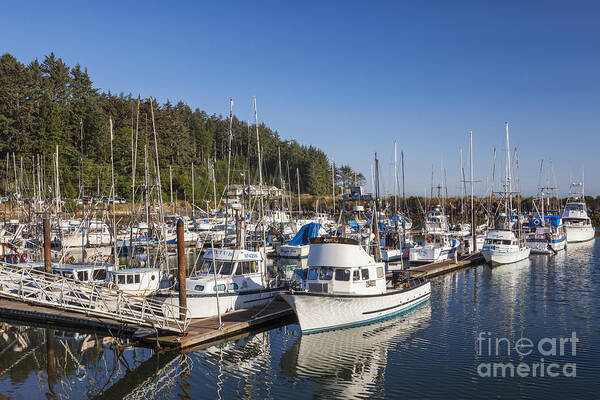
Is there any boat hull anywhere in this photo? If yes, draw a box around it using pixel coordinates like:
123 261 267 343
277 244 310 258
526 236 567 254
564 225 595 243
157 287 285 319
280 282 431 334
481 247 530 265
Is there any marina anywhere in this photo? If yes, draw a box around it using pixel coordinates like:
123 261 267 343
2 2 600 398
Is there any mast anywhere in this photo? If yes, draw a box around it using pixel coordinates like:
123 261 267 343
469 131 476 251
296 168 301 217
109 118 118 266
130 98 139 267
226 98 233 236
150 98 169 271
331 157 335 215
393 141 398 216
79 119 84 199
401 151 406 215
253 96 265 255
505 121 512 225
191 162 195 218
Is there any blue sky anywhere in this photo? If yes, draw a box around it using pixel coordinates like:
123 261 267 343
2 1 599 196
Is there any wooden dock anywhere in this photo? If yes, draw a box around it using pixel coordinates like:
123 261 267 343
0 298 141 336
139 298 295 350
407 252 484 278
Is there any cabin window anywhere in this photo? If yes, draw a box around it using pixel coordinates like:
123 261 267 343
134 274 140 284
243 261 258 273
118 275 125 285
228 283 239 290
213 284 226 292
234 265 243 275
77 271 89 281
484 239 491 244
361 269 369 280
335 269 351 281
307 268 319 281
127 275 134 284
93 269 106 281
377 267 384 279
353 270 360 281
503 240 511 245
194 285 204 291
220 262 233 275
63 271 74 279
151 274 156 280
318 268 333 280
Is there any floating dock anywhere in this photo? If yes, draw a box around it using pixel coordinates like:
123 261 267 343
387 251 484 279
139 298 295 349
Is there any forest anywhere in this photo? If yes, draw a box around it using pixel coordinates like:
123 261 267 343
0 52 366 205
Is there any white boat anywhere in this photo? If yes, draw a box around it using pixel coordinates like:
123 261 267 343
277 222 322 259
525 215 567 254
408 233 458 264
108 268 163 296
562 181 595 243
157 248 284 319
482 121 530 266
423 205 449 234
481 229 530 265
279 237 431 334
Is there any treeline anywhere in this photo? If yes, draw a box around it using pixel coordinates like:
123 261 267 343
0 52 365 203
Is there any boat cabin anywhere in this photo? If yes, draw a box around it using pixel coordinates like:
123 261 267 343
187 248 266 294
109 268 161 295
303 237 386 295
53 263 115 285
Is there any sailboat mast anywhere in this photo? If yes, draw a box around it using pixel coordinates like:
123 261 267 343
296 168 301 217
226 98 233 235
109 118 118 266
331 158 335 215
469 131 475 251
393 141 398 216
505 121 511 223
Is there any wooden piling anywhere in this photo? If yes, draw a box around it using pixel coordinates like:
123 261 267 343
43 218 51 273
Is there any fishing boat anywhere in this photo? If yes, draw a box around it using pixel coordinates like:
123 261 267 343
481 228 530 265
562 181 595 243
156 247 284 319
481 122 530 265
277 222 322 259
408 232 458 264
525 215 567 254
279 237 431 334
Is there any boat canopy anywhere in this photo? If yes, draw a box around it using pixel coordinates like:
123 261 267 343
287 223 321 246
529 215 562 227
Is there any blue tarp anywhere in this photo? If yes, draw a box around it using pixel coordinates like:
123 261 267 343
288 222 322 246
348 220 359 228
529 215 562 227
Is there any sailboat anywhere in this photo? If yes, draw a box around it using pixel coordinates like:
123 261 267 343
481 122 530 265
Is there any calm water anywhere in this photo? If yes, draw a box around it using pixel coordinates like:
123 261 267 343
1 240 599 399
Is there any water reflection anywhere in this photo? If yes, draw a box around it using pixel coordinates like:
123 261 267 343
280 303 431 399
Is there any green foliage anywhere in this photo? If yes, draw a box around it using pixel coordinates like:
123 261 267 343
0 53 338 199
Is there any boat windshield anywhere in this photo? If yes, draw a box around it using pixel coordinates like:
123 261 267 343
307 267 334 281
199 260 235 275
565 203 585 212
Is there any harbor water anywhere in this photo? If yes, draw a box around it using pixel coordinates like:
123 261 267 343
1 240 599 399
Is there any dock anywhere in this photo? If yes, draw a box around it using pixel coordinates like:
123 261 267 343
387 252 485 280
139 298 295 349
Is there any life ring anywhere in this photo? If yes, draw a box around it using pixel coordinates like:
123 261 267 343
20 253 28 262
533 218 541 226
426 235 433 243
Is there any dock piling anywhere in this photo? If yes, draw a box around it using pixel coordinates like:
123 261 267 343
43 218 51 273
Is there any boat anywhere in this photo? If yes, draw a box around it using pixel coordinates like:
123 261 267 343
156 247 285 319
279 237 431 334
481 228 530 265
562 181 595 243
408 232 458 264
277 222 322 259
525 215 567 254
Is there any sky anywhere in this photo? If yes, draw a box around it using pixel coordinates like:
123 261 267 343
2 1 599 196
